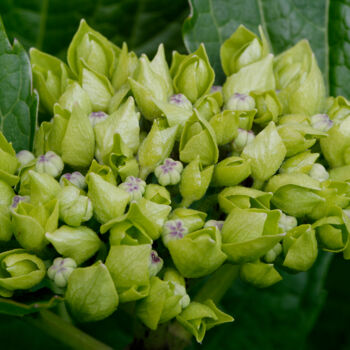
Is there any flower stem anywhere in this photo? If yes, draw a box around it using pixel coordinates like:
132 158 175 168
24 309 112 350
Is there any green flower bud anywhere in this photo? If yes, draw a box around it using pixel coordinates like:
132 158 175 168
105 244 151 302
327 96 350 123
312 207 350 253
129 52 170 120
65 261 118 322
179 157 214 207
225 93 256 111
0 249 46 297
155 158 183 186
310 113 333 132
279 151 319 174
278 212 298 232
168 226 226 278
27 170 61 204
218 186 272 214
274 40 325 115
282 224 318 271
136 276 184 329
232 128 255 154
172 44 215 103
240 260 282 288
87 159 116 186
67 19 115 78
242 122 286 184
223 54 275 102
110 155 139 183
149 250 164 278
16 150 35 170
250 90 282 126
0 132 19 187
58 81 92 116
46 225 101 265
119 176 146 201
209 110 240 145
211 156 251 187
86 173 130 224
144 184 171 205
30 48 71 114
95 97 140 163
169 93 192 110
320 115 350 168
277 114 327 157
263 243 283 263
194 91 223 121
309 163 329 182
89 111 108 127
266 173 324 217
176 300 233 343
138 121 178 179
56 186 92 226
221 207 285 263
220 25 269 76
11 200 59 252
35 151 64 178
47 257 77 288
163 268 190 309
162 219 189 247
179 110 218 166
60 171 86 189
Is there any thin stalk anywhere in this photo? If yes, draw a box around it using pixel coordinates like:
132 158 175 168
25 310 112 350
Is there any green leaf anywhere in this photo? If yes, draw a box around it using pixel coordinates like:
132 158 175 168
0 295 62 316
183 0 350 98
0 0 188 59
0 17 38 152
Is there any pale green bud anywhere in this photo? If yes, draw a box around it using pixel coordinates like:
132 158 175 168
60 171 86 189
119 176 146 201
232 128 255 154
56 186 93 226
263 243 283 263
251 90 282 126
209 110 240 145
309 163 329 182
149 250 164 277
16 150 35 170
155 158 183 186
225 93 256 111
194 91 223 121
35 151 64 178
171 282 190 309
47 257 77 288
278 212 298 232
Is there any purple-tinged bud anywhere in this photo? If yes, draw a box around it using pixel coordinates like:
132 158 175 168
119 176 146 201
60 171 86 189
310 113 333 132
204 220 224 231
225 92 255 111
155 158 183 186
89 111 109 127
162 219 188 247
10 195 30 209
47 257 77 288
36 151 64 178
210 85 222 93
149 250 164 277
168 93 192 110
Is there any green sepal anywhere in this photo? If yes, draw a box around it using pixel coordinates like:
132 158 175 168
211 156 251 187
179 110 218 166
105 244 151 303
176 299 233 343
330 165 350 182
251 90 282 126
209 110 239 145
194 91 223 121
282 224 318 271
168 226 226 278
87 159 117 186
0 132 19 187
279 151 319 174
144 184 171 205
65 261 118 322
169 208 207 232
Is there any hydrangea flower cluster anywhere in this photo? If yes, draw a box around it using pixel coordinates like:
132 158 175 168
1 20 350 344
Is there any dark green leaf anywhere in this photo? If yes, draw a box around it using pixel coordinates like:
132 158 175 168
0 17 38 152
0 0 188 59
0 295 62 316
183 0 349 98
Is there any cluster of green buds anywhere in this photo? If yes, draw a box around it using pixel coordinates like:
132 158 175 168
1 20 349 344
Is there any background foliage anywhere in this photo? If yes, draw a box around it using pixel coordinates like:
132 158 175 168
0 0 350 349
